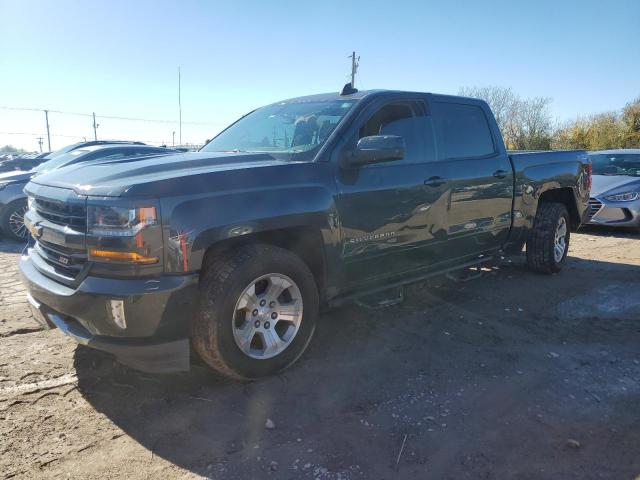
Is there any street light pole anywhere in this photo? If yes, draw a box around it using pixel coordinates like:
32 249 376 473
44 110 51 152
349 51 360 88
178 66 182 146
92 112 98 140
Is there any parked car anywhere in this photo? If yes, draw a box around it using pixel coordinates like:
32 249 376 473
20 86 591 379
0 141 149 174
0 152 44 172
587 149 640 231
0 143 178 240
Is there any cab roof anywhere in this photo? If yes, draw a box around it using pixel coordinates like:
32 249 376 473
276 89 485 106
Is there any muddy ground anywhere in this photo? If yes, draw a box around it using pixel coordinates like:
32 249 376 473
1 229 639 479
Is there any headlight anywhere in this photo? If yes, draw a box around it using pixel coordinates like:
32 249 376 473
87 205 160 264
27 196 35 210
603 191 639 202
88 205 157 236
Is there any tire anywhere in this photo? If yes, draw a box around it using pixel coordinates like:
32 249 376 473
0 199 29 242
191 244 319 380
526 202 570 274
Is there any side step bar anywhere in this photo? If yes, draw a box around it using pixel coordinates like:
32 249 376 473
342 255 496 309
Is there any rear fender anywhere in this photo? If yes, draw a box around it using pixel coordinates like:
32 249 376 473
508 161 587 247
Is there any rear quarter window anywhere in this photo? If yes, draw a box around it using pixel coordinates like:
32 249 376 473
435 102 495 159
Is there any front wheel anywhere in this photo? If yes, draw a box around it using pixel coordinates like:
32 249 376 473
191 244 319 380
526 202 570 274
1 199 29 242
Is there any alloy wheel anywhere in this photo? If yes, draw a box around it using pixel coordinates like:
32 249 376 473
232 273 303 359
553 216 568 262
8 205 28 239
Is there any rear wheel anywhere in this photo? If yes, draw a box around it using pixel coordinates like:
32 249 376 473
191 244 319 380
526 202 570 274
1 199 28 242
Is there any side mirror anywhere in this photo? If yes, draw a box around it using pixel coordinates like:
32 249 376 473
342 135 405 168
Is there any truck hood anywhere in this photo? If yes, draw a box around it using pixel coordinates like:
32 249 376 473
29 151 291 197
591 174 640 197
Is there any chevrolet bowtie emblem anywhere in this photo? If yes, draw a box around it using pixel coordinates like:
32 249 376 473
27 221 43 239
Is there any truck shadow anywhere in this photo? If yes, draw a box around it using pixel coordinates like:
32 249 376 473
71 253 640 477
0 238 26 254
578 225 638 238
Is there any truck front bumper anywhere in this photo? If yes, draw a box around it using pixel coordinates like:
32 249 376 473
20 252 199 373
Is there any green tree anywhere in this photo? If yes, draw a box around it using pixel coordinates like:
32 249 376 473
0 145 27 154
621 97 640 147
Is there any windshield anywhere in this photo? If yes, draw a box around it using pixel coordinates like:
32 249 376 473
33 148 92 174
201 100 357 161
589 153 640 177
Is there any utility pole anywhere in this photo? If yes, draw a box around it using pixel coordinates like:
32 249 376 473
92 112 98 141
349 51 360 87
44 110 51 152
37 137 43 152
172 131 175 147
178 66 182 146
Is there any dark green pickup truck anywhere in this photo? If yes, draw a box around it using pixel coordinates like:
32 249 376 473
20 86 591 379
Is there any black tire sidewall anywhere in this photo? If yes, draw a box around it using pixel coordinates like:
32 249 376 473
196 246 318 379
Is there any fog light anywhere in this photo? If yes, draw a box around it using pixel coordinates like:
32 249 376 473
109 300 127 329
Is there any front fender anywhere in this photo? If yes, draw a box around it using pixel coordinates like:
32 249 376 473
161 184 337 273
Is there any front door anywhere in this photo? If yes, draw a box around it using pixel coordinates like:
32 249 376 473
334 99 450 287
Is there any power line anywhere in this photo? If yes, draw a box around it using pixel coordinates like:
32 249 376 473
0 106 217 126
0 131 87 139
0 130 204 147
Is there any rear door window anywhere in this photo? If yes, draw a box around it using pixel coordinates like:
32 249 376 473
435 102 495 159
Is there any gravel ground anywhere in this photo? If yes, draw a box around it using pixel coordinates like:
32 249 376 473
1 229 639 479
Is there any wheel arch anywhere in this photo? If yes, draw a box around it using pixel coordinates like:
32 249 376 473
199 226 327 302
537 187 580 230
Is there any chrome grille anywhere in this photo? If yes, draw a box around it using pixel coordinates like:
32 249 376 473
33 198 86 231
35 239 87 279
588 198 603 220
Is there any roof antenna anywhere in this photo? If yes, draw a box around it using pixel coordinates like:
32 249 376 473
341 82 358 96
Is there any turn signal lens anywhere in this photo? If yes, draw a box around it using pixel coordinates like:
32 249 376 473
88 248 159 264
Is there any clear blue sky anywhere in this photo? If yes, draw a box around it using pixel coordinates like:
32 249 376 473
1 0 639 151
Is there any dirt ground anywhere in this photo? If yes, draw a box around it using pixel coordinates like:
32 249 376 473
1 228 639 479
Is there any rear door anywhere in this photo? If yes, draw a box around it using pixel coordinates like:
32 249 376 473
334 96 450 286
432 100 513 259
